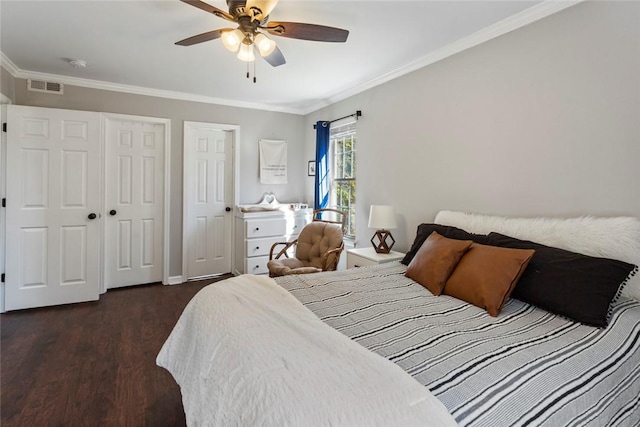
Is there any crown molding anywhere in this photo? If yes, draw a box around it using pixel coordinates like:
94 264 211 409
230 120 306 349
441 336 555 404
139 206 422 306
300 0 583 115
2 0 581 116
0 52 301 115
0 52 20 76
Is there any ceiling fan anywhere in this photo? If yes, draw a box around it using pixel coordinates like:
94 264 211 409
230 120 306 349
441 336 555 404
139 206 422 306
175 0 350 68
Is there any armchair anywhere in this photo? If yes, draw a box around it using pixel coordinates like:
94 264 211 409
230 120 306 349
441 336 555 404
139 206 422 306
267 209 346 277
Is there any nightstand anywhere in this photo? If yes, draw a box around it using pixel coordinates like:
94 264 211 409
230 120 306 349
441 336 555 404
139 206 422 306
346 247 405 268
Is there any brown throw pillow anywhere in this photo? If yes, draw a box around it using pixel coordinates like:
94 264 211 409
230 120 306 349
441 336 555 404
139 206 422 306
405 232 473 295
444 243 535 316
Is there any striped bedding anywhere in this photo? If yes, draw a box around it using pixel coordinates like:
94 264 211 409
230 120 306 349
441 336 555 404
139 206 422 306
275 262 640 427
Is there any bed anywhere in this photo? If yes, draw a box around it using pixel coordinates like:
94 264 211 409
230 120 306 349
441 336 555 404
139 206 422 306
157 211 640 426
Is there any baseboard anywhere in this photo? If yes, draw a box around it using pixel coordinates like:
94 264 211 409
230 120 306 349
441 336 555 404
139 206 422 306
167 276 185 285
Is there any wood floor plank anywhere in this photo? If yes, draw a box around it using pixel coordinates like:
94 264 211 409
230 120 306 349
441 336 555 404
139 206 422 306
1 276 232 426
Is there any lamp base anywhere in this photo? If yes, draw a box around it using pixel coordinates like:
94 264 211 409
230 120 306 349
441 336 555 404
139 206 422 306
371 229 395 254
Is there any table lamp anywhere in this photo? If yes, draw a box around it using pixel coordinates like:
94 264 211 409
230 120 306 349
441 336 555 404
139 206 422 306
368 205 397 254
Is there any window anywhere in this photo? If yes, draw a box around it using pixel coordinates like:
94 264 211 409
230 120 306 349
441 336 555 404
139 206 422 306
329 120 356 238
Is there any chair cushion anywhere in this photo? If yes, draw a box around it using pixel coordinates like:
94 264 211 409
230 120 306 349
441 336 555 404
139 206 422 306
296 222 343 270
267 258 322 276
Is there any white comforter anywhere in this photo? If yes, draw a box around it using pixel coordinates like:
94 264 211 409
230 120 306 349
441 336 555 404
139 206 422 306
157 274 457 427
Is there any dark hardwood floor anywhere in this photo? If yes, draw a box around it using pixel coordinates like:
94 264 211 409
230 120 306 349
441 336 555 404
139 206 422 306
1 275 233 426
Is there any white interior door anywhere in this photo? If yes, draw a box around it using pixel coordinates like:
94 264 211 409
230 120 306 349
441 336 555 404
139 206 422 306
5 105 101 310
104 116 165 289
1 104 7 312
184 122 234 279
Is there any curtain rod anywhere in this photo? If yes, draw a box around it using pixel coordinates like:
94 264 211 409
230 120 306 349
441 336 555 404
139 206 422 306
313 110 362 129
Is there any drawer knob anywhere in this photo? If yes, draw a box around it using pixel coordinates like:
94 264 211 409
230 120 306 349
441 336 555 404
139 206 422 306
255 246 260 250
255 227 260 231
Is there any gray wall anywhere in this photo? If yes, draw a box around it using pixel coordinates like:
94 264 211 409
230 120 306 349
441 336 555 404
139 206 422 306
11 83 308 276
5 1 639 274
305 1 640 252
1 66 15 102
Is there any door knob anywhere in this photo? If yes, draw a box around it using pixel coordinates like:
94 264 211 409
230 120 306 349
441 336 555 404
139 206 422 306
225 207 231 212
109 210 117 216
88 213 97 220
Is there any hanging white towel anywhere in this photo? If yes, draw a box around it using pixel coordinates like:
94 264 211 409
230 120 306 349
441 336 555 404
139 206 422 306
259 139 287 184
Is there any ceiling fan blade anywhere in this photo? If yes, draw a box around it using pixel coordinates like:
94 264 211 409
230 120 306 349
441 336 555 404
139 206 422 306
180 0 235 22
263 22 349 43
175 28 231 46
262 45 286 67
246 0 279 21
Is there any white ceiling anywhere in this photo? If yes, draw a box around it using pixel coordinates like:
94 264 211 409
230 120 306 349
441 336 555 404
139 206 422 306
1 0 561 114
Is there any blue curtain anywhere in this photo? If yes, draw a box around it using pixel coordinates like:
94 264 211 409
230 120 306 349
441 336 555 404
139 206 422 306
314 121 330 210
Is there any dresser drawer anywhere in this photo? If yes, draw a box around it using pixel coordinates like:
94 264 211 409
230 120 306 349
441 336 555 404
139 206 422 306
244 256 270 275
346 248 406 269
245 218 287 239
234 209 313 275
347 253 378 268
245 236 287 257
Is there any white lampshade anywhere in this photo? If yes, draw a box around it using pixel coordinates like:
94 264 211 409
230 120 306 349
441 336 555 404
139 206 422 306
368 205 397 230
254 33 276 57
221 29 243 52
237 42 255 62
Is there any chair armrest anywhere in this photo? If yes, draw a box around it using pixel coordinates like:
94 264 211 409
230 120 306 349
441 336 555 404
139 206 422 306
269 240 298 260
321 242 345 271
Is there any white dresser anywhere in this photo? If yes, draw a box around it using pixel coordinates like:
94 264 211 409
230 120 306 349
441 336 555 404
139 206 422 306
234 208 313 275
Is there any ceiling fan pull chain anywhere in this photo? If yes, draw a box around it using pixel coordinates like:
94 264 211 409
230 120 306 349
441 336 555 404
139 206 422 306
246 61 250 79
253 61 257 83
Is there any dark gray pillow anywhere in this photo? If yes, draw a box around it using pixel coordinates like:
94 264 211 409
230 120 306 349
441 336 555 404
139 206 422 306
486 232 637 327
401 224 488 265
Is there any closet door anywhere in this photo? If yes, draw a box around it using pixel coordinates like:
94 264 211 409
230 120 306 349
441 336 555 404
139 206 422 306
5 105 101 310
183 122 234 279
104 115 165 289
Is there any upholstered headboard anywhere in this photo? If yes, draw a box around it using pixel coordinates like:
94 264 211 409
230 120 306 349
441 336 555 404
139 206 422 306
434 210 640 301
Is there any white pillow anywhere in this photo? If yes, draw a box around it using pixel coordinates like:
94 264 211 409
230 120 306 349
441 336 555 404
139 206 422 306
434 210 640 301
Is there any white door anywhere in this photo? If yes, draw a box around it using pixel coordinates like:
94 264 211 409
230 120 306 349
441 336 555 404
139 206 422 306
184 122 234 279
5 105 101 310
104 116 165 289
1 104 7 312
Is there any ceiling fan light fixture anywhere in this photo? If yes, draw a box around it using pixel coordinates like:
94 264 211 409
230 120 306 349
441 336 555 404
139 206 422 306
221 28 244 52
237 42 255 62
176 0 349 71
254 33 276 57
247 0 279 21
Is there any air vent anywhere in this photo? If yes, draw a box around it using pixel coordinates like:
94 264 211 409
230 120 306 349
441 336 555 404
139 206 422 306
27 79 64 95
